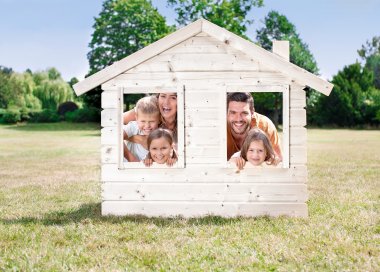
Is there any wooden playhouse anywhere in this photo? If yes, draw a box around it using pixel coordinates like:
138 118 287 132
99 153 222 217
74 19 333 218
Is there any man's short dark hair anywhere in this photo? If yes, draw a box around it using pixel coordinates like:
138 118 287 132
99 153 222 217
227 92 255 113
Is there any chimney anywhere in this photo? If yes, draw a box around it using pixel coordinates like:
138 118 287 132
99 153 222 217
272 40 289 61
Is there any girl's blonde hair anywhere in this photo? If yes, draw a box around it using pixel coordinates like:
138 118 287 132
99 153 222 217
146 128 177 160
240 128 278 165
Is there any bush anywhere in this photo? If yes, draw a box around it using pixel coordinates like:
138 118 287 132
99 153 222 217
0 109 21 124
57 101 78 116
65 107 100 122
29 109 61 123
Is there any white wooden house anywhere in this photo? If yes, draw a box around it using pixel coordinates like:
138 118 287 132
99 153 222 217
74 19 333 218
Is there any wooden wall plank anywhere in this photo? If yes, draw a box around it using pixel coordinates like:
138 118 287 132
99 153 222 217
101 91 119 109
119 71 288 81
128 53 261 72
101 164 307 183
289 127 307 146
102 183 308 202
101 127 118 145
185 108 219 127
290 98 306 109
185 91 220 109
101 201 308 217
290 109 306 127
186 127 221 146
102 71 292 91
290 87 306 109
290 146 307 165
159 35 245 55
101 145 117 164
101 109 118 127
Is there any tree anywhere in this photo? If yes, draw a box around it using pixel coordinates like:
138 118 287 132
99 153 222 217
85 0 175 108
358 36 380 89
253 92 282 127
68 77 79 89
315 63 378 126
358 36 380 60
0 67 39 110
32 69 75 110
167 0 263 39
255 11 320 125
14 72 41 111
0 66 15 108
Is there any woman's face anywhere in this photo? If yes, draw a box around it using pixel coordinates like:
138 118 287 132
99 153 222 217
158 93 177 121
246 140 267 166
149 137 172 164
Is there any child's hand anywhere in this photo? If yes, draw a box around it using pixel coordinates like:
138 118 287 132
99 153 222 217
166 157 177 167
234 157 246 170
143 158 153 167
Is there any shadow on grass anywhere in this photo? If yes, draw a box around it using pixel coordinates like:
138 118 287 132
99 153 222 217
2 122 101 132
0 202 269 227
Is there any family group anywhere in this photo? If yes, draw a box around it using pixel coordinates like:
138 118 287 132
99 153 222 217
122 92 282 169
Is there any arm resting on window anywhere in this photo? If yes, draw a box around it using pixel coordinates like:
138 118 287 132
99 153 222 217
123 109 136 125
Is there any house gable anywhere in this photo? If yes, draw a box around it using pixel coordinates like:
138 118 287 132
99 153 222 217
74 19 333 96
101 33 291 90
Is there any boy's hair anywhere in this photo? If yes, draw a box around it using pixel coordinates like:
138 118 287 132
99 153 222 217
240 128 277 165
227 92 255 113
135 95 159 116
147 128 177 160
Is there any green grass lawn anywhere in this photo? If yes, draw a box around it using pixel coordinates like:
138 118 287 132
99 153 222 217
0 123 378 271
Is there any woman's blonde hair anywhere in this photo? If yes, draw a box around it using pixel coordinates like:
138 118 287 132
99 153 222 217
240 128 278 165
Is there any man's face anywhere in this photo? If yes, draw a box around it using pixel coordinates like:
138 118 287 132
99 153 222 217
136 111 160 135
227 101 252 135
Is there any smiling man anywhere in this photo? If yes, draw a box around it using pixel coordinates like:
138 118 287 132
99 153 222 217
226 92 282 161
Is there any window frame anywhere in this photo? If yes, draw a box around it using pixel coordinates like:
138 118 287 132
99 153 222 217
118 86 185 169
222 85 290 169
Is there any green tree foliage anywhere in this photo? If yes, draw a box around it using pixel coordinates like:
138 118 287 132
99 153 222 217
0 66 17 108
0 66 80 123
85 0 175 108
315 63 379 126
32 68 75 110
256 11 318 74
255 11 320 125
253 92 282 127
68 77 79 89
14 72 41 110
167 0 263 39
0 67 41 111
358 36 380 89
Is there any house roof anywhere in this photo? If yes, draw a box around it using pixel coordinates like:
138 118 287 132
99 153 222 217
74 18 333 96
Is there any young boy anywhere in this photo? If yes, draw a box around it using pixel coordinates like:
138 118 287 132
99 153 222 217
123 95 160 162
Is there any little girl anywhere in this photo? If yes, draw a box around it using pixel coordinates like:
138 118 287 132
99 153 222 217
144 128 178 167
230 128 280 170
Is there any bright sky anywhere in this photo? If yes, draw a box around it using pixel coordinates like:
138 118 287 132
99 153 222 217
0 0 378 82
